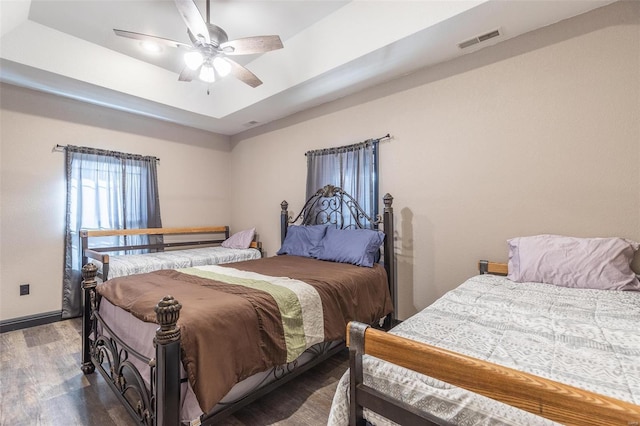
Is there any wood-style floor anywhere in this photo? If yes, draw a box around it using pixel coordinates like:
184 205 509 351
0 319 349 425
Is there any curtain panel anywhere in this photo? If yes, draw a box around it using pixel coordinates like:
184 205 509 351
305 139 379 228
62 145 162 318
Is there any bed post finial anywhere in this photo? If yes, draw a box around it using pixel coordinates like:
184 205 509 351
82 262 98 284
154 296 182 426
154 295 182 344
383 193 393 209
281 200 288 212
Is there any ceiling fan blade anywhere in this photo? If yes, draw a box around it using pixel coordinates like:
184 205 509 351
226 59 263 88
113 29 191 49
178 65 200 82
220 36 283 55
174 0 210 45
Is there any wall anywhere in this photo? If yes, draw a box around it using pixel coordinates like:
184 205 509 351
229 1 640 319
1 1 637 323
0 83 232 321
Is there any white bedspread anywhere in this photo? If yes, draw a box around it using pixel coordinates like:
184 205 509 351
104 246 261 279
328 274 640 425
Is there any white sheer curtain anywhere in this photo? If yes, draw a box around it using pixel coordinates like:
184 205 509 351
305 139 379 227
62 146 162 318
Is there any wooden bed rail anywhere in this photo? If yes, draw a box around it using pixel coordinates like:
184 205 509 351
478 260 508 276
80 226 228 237
347 322 640 426
80 226 260 249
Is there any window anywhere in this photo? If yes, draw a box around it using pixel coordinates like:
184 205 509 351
62 146 162 318
305 139 379 228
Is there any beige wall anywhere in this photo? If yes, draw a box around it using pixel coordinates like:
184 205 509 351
230 1 640 319
1 1 638 323
0 84 232 321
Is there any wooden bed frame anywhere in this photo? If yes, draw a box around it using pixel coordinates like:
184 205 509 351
81 226 262 281
347 261 640 426
80 185 396 426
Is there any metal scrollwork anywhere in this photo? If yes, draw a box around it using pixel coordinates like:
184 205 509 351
289 184 378 230
273 364 286 380
274 359 299 380
89 314 156 426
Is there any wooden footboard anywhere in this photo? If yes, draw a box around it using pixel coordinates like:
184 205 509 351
347 323 640 426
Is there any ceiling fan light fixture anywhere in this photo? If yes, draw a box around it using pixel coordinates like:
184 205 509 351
213 57 231 77
199 64 216 83
184 51 204 70
114 0 283 88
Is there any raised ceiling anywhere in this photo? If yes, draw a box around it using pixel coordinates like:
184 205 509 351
0 0 616 136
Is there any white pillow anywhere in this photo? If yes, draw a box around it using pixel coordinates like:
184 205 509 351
221 228 255 249
507 235 640 291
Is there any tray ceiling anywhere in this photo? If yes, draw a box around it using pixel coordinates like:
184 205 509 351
0 0 616 136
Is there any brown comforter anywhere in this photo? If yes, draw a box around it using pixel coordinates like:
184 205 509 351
96 255 393 414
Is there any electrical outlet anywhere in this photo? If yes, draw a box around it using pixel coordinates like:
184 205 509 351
20 284 29 296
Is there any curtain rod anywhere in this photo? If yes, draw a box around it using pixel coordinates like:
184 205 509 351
305 133 393 157
52 144 160 163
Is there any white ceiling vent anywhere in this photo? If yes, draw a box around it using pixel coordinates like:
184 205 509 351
244 120 260 127
458 28 501 49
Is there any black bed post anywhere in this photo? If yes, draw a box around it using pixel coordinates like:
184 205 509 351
80 230 89 272
349 322 369 426
81 263 97 374
154 296 182 426
382 193 396 328
281 200 289 244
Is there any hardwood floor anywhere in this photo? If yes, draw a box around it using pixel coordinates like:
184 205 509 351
0 319 349 425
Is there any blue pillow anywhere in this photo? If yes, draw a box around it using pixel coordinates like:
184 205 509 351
312 227 385 267
277 225 328 257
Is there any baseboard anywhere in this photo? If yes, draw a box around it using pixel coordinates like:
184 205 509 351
0 310 63 333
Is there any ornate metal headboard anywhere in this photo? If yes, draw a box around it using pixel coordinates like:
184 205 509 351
281 185 378 236
280 184 396 325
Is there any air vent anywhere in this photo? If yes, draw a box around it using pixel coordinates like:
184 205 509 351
244 120 259 127
458 28 501 49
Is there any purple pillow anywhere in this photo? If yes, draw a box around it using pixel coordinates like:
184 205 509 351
221 228 255 249
507 235 640 291
312 227 385 267
277 225 327 257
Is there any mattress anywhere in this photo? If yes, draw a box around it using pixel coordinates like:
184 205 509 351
328 274 640 425
103 246 261 279
98 297 343 423
94 255 393 423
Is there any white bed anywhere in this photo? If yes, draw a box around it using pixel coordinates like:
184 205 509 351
329 273 640 425
80 226 261 281
97 246 261 279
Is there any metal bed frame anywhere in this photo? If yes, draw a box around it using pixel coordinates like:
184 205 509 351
80 185 396 426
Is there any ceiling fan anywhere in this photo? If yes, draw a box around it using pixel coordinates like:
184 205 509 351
113 0 283 88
